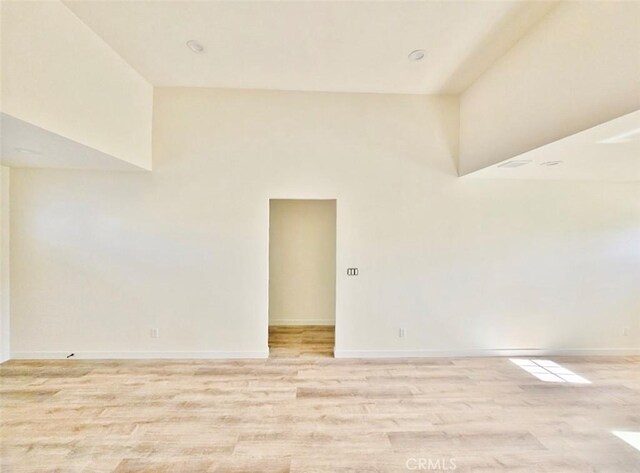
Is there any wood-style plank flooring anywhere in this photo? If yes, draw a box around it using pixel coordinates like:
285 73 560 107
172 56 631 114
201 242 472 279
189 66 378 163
1 332 640 472
269 325 334 358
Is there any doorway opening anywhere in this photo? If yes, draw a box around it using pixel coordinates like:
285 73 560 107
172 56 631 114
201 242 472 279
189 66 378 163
268 199 336 358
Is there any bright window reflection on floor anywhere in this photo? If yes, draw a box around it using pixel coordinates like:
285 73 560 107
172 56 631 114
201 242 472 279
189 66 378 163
613 431 640 451
510 359 591 384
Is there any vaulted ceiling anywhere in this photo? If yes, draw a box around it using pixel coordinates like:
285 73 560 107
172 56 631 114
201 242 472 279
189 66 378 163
3 0 638 180
63 0 555 95
466 111 640 182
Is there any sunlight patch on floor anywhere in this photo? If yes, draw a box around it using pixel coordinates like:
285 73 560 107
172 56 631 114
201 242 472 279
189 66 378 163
613 431 640 452
510 358 591 384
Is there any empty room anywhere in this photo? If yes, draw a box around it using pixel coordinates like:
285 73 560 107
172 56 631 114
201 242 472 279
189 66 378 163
1 1 639 472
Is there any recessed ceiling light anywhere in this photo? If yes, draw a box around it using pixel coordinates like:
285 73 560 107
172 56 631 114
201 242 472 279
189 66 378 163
497 160 531 168
186 40 205 54
408 49 425 61
540 160 563 166
15 147 41 155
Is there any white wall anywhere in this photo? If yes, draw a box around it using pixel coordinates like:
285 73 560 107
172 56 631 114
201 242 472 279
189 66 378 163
269 199 336 326
0 166 9 362
459 1 640 175
1 0 153 170
9 88 640 358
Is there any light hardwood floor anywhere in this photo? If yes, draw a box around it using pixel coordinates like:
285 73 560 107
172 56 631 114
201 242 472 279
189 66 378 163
1 333 640 472
269 325 335 358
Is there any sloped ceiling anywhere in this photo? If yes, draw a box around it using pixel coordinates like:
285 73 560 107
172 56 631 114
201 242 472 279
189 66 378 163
63 0 555 95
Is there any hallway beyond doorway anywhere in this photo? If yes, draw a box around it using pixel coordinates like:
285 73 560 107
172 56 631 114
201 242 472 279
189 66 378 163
268 326 334 358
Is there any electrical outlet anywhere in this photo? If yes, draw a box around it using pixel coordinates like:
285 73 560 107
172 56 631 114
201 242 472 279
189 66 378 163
399 328 405 338
623 327 629 336
151 328 159 339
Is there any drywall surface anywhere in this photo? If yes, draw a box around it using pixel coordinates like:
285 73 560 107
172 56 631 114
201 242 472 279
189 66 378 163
10 89 640 358
1 166 9 362
1 0 152 169
269 199 336 326
459 1 640 175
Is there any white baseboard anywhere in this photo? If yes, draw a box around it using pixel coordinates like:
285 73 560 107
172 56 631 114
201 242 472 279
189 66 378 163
334 347 640 358
269 318 335 326
10 350 270 360
10 347 639 361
